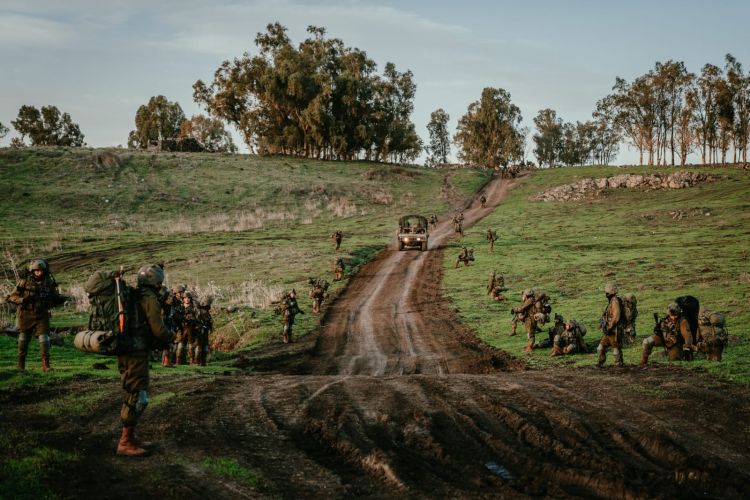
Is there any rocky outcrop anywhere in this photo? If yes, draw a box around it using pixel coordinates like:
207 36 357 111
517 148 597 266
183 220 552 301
531 172 717 202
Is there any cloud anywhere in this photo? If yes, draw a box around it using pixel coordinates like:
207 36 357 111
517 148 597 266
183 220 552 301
0 13 76 48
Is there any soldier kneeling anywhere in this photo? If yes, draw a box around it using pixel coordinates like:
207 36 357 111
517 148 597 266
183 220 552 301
641 302 694 366
455 246 474 268
696 307 728 361
552 319 587 356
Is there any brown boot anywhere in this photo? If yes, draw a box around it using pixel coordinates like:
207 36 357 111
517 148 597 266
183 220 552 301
640 350 650 366
17 354 26 371
161 353 173 368
551 346 563 357
116 427 147 456
41 354 51 372
524 342 533 353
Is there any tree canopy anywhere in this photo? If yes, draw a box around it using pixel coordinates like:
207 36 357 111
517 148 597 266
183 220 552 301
425 108 450 166
179 114 237 153
454 87 524 168
193 23 422 162
127 95 186 149
11 105 84 147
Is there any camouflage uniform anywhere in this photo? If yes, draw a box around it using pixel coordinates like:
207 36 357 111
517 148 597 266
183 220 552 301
486 228 498 253
641 302 694 365
333 258 345 281
552 319 587 356
696 308 728 361
195 298 213 366
181 295 200 365
279 291 303 344
116 264 172 456
480 195 487 208
487 271 508 301
308 278 329 314
621 293 638 345
6 260 65 371
597 283 624 367
512 289 537 352
331 230 343 250
455 246 473 268
429 214 438 229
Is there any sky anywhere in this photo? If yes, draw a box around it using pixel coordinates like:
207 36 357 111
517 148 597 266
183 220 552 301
1 0 749 164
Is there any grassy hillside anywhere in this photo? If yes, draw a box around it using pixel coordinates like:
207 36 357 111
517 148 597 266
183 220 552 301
0 147 487 385
443 165 750 382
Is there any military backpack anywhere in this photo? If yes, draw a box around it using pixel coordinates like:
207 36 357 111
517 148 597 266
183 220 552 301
698 309 728 346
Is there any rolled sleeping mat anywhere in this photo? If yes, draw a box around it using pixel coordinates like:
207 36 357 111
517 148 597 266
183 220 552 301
73 330 115 354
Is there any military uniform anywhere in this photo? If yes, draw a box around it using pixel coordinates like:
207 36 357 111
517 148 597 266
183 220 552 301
429 214 438 228
116 264 172 456
552 319 586 356
512 289 537 352
480 195 487 208
6 260 65 371
181 296 200 365
641 302 694 365
308 278 329 314
621 293 638 344
195 299 213 366
597 284 624 367
696 308 728 361
455 246 473 268
280 291 303 343
487 271 507 301
331 230 343 250
486 228 498 253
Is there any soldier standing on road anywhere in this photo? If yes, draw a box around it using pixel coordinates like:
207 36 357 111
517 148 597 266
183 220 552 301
116 264 172 456
279 290 303 344
486 228 498 253
597 283 624 367
6 259 65 371
641 302 694 366
480 195 487 208
429 213 438 229
331 230 343 251
511 288 537 352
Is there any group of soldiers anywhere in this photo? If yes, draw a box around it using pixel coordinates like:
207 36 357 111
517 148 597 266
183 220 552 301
501 280 728 366
157 283 213 367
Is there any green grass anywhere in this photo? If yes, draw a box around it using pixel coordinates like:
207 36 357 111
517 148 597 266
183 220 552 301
0 447 79 500
443 165 750 382
0 148 486 351
202 456 261 488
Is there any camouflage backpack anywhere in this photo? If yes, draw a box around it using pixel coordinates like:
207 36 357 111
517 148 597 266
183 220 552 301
698 309 728 346
622 293 638 323
74 270 139 355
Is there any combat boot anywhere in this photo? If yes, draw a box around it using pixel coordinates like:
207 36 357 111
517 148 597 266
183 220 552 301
510 324 516 337
639 350 650 366
116 427 147 457
17 354 26 371
524 342 533 353
161 353 173 368
41 354 51 372
551 345 563 357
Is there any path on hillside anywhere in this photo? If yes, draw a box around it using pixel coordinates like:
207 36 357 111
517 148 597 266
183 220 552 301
4 173 750 499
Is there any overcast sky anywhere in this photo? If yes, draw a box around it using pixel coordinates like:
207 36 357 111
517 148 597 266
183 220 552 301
2 0 749 163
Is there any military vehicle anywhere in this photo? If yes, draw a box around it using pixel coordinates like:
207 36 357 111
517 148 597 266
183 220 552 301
397 215 429 251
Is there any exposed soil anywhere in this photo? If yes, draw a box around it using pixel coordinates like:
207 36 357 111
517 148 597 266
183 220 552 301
2 173 750 499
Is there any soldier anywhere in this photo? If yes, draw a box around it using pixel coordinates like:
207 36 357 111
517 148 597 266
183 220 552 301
486 228 498 253
486 271 508 301
622 292 638 344
552 319 587 356
6 259 66 371
480 194 487 208
429 213 438 229
696 307 728 361
641 302 694 366
195 297 213 366
333 257 345 281
597 283 624 367
455 220 464 239
308 278 330 314
278 290 303 344
331 230 343 250
169 285 186 365
157 285 177 367
511 288 537 352
455 246 474 268
181 293 200 365
115 264 172 456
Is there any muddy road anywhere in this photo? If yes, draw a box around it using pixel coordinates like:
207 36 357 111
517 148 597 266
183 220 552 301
3 174 750 499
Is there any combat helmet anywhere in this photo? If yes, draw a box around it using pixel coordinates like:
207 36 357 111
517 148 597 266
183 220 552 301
522 288 535 299
28 259 49 273
564 319 575 329
604 283 618 296
667 302 682 316
137 264 165 287
199 296 213 308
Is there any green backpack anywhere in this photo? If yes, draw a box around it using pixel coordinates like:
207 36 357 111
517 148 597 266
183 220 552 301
74 270 139 355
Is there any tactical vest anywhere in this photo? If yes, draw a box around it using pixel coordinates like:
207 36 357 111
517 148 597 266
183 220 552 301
660 317 682 347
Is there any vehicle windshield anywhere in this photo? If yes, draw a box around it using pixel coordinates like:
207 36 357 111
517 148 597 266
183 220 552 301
399 215 427 233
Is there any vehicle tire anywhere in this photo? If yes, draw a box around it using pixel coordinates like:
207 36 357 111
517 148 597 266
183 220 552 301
399 241 405 251
421 242 427 252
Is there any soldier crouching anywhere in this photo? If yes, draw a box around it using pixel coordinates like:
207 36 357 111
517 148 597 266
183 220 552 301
641 302 694 366
552 319 587 356
116 264 172 456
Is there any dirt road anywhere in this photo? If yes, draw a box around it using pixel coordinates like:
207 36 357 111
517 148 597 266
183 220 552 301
3 174 750 499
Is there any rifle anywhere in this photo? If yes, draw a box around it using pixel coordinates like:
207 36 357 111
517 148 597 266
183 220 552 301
653 313 668 356
114 266 126 333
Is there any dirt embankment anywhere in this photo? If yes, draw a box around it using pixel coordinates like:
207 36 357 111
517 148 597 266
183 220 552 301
2 173 749 499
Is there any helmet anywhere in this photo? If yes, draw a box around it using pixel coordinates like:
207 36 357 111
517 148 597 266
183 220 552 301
28 259 48 272
522 288 535 298
667 302 682 316
136 264 164 287
564 319 574 329
604 283 618 295
175 285 186 293
622 292 636 304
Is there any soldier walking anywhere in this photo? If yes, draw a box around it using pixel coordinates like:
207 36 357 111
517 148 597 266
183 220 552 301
195 297 213 366
279 290 303 343
455 246 474 268
480 194 487 208
6 259 65 371
511 289 537 352
597 283 624 367
331 230 343 250
116 264 172 456
486 228 498 253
